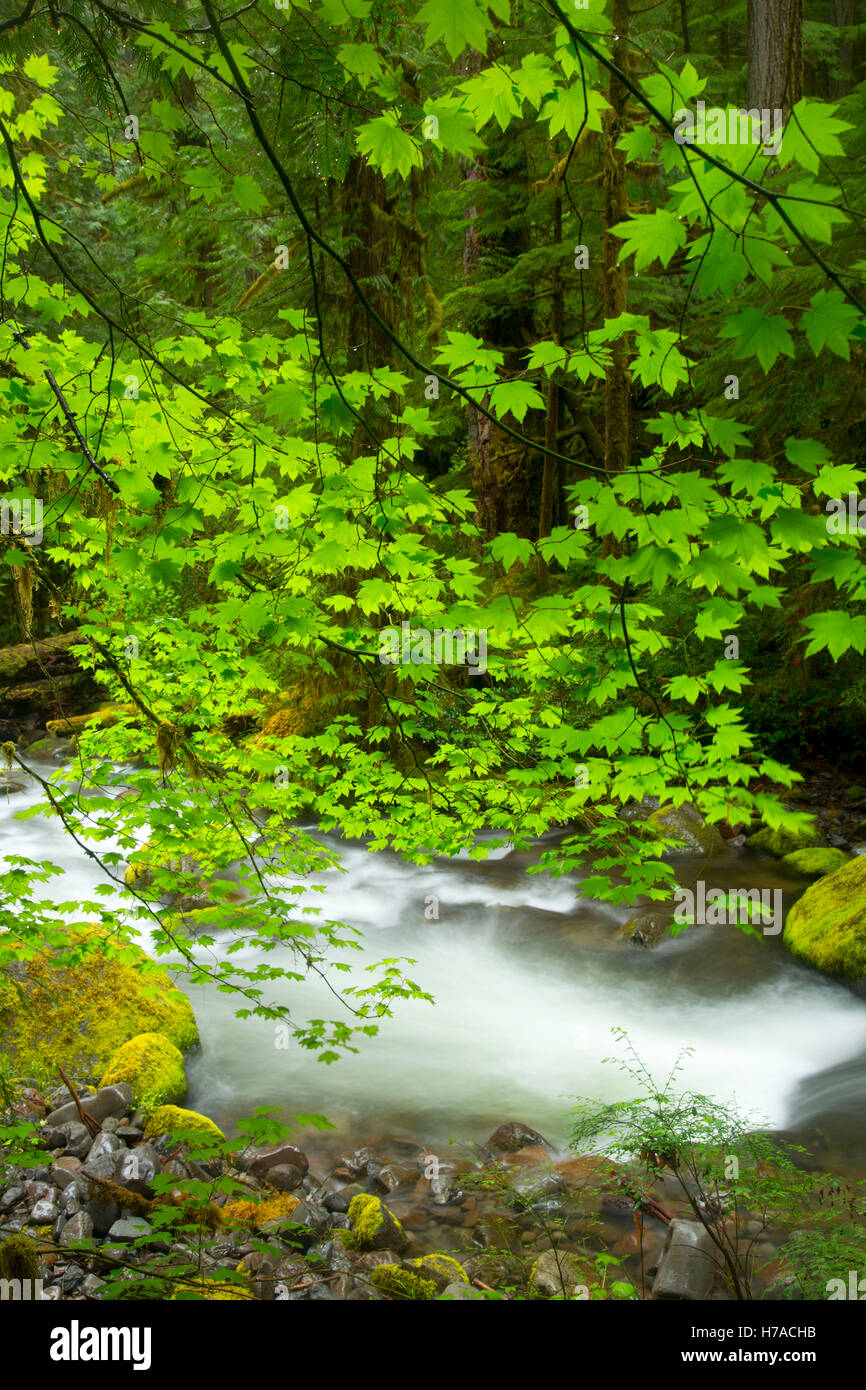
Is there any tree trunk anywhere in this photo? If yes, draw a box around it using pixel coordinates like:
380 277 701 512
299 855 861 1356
603 0 630 485
747 0 804 111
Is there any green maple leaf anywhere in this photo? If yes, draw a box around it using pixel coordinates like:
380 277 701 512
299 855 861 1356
610 210 687 272
232 175 268 215
416 0 490 59
801 289 859 360
489 380 545 422
801 612 866 660
356 112 423 177
777 99 852 174
718 308 795 373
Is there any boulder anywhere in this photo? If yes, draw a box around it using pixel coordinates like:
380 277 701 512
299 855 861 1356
99 1033 187 1114
244 1141 309 1181
747 817 822 858
784 854 866 980
143 1105 225 1145
617 908 674 948
485 1122 551 1154
530 1250 589 1299
346 1194 408 1252
643 803 725 856
652 1218 717 1300
44 1083 133 1130
782 848 850 878
0 927 198 1079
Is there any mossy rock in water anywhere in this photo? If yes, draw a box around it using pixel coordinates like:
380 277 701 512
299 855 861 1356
144 1105 225 1144
0 927 198 1082
782 848 850 878
23 735 72 760
407 1254 469 1292
644 803 725 856
45 702 136 739
347 1193 408 1252
747 818 822 858
99 1032 187 1113
784 855 866 980
370 1264 437 1300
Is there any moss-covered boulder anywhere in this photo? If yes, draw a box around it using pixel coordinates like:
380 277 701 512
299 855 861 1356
782 848 850 878
407 1254 468 1292
144 1105 225 1144
748 818 822 857
99 1033 187 1113
784 855 866 979
644 803 725 856
347 1193 408 1252
370 1264 437 1300
45 702 136 739
0 928 198 1081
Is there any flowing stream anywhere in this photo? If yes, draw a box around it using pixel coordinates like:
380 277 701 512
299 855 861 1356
5 752 866 1169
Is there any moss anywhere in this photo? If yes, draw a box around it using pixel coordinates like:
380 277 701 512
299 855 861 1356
784 855 866 980
748 819 822 857
782 848 850 878
0 926 198 1080
170 1277 253 1301
644 803 724 856
0 1233 39 1281
144 1105 225 1144
45 703 136 739
370 1264 437 1301
337 1228 357 1250
221 1191 300 1229
408 1253 468 1291
99 1032 186 1113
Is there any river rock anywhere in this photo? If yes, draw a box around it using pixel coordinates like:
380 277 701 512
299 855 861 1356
107 1217 152 1241
530 1250 587 1298
747 817 822 858
60 1212 94 1245
510 1167 566 1207
375 1163 419 1192
29 1197 60 1224
114 1145 161 1198
782 847 850 878
485 1122 551 1154
617 908 674 948
86 1131 124 1163
243 1141 309 1181
44 1083 133 1130
784 854 866 980
652 1218 717 1300
266 1163 304 1193
85 1193 120 1237
58 1122 92 1160
644 803 725 856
